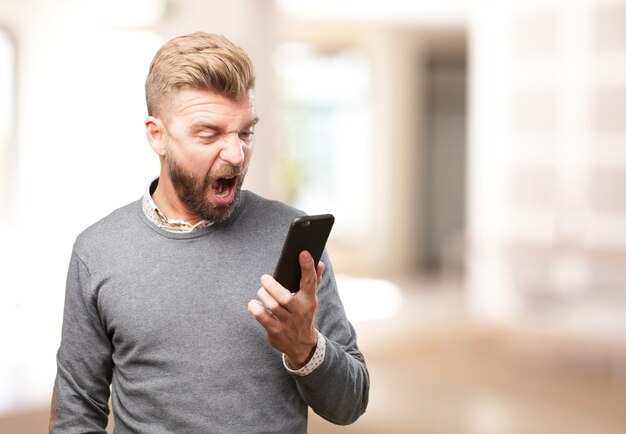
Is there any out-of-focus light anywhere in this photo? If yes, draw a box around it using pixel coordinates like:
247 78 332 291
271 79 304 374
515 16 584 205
337 276 402 322
275 0 467 26
273 42 369 103
59 0 166 28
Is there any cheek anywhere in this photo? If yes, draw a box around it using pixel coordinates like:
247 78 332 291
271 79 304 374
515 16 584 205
243 142 254 160
199 147 225 171
172 145 221 175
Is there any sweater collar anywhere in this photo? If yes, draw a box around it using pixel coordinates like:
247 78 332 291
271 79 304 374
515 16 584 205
141 178 213 234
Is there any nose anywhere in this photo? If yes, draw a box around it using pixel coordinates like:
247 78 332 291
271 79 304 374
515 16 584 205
219 134 245 167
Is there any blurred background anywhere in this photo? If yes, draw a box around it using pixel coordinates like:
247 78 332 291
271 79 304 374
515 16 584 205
1 0 626 432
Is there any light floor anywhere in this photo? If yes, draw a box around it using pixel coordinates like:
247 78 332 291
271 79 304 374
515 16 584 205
2 278 625 434
309 279 626 434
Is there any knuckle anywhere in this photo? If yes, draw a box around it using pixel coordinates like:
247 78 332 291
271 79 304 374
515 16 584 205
267 299 280 311
282 295 294 307
265 280 278 295
268 323 283 336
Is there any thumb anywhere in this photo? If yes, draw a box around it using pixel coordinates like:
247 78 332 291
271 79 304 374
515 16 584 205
299 250 318 296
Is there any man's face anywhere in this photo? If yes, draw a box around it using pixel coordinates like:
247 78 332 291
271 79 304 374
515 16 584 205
161 88 257 223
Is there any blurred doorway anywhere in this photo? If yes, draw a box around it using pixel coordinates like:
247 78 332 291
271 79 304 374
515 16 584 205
421 39 467 276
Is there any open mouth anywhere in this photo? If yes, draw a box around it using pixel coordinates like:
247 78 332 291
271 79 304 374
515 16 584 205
210 176 238 200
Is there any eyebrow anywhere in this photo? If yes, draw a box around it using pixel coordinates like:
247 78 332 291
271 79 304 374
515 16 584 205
189 116 260 133
246 116 260 129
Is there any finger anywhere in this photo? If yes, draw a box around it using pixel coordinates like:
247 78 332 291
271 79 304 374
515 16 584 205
316 261 325 287
298 250 317 296
256 286 289 318
261 274 293 306
247 299 279 328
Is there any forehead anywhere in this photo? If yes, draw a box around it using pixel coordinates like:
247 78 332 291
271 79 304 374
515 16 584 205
168 87 256 124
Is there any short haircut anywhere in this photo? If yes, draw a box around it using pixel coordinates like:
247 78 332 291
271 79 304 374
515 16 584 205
145 32 255 117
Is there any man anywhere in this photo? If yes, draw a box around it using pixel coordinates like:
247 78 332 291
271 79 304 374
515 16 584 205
50 32 369 433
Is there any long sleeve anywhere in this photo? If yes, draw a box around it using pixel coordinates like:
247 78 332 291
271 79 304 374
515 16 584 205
49 194 368 432
290 255 370 425
52 248 113 433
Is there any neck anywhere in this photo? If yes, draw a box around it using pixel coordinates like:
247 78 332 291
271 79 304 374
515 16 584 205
152 174 204 225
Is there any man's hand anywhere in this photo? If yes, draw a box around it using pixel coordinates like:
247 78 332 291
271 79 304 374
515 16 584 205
248 251 325 369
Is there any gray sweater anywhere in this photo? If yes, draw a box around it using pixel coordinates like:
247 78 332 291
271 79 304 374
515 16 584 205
52 191 369 433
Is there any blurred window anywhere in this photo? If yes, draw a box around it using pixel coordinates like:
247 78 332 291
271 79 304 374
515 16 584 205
274 43 372 240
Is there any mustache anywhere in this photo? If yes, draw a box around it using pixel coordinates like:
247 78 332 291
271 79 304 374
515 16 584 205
207 165 245 181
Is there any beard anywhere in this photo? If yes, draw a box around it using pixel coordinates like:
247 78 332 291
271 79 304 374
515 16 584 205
166 154 247 224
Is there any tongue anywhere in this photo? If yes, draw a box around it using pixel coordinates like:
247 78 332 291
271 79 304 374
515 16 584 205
212 178 235 198
211 179 224 195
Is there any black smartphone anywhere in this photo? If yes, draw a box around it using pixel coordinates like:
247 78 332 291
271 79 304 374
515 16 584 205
273 214 335 293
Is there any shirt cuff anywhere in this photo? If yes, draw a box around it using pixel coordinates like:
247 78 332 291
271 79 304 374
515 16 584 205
282 330 326 377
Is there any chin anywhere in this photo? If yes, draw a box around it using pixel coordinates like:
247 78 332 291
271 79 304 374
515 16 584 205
199 188 242 224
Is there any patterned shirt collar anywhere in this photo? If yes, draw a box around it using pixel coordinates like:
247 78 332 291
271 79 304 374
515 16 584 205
142 178 213 233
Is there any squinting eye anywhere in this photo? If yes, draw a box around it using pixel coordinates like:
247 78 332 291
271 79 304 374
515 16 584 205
239 131 255 141
199 134 218 143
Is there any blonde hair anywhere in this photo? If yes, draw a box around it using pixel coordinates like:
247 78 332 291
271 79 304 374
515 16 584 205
145 32 255 117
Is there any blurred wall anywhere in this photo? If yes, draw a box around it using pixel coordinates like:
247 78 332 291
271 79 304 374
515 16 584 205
467 0 626 334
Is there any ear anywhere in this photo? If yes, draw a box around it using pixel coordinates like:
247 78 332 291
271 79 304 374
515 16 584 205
145 116 167 156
